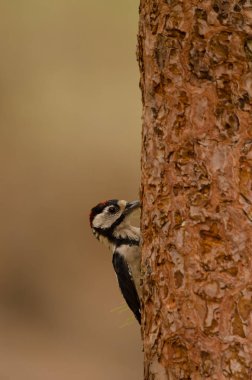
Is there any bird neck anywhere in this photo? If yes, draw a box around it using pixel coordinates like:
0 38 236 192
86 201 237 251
113 223 140 243
93 223 140 251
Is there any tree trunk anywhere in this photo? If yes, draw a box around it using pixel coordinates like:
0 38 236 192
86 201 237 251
138 1 252 379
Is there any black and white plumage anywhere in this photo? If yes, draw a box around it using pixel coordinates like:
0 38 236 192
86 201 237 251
89 199 141 324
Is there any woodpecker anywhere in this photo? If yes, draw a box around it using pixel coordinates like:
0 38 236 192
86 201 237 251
89 199 141 324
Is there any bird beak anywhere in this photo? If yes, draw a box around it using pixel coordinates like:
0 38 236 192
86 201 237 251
123 200 140 215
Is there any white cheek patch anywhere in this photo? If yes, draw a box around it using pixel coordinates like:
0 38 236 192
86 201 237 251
92 213 110 229
92 210 121 229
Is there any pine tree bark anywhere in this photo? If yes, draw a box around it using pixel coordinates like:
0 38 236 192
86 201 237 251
138 1 252 379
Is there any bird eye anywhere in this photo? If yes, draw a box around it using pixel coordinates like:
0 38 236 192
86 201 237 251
108 206 117 214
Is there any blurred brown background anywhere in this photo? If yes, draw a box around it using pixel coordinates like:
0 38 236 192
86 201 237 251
0 1 142 379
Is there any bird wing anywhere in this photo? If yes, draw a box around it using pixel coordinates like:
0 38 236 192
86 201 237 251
112 251 141 324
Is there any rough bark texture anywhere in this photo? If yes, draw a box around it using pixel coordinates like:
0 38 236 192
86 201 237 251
138 1 252 379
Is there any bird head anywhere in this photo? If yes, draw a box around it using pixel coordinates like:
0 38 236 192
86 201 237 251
90 199 140 246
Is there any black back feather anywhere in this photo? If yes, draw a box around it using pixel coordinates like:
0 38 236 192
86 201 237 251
112 252 141 324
